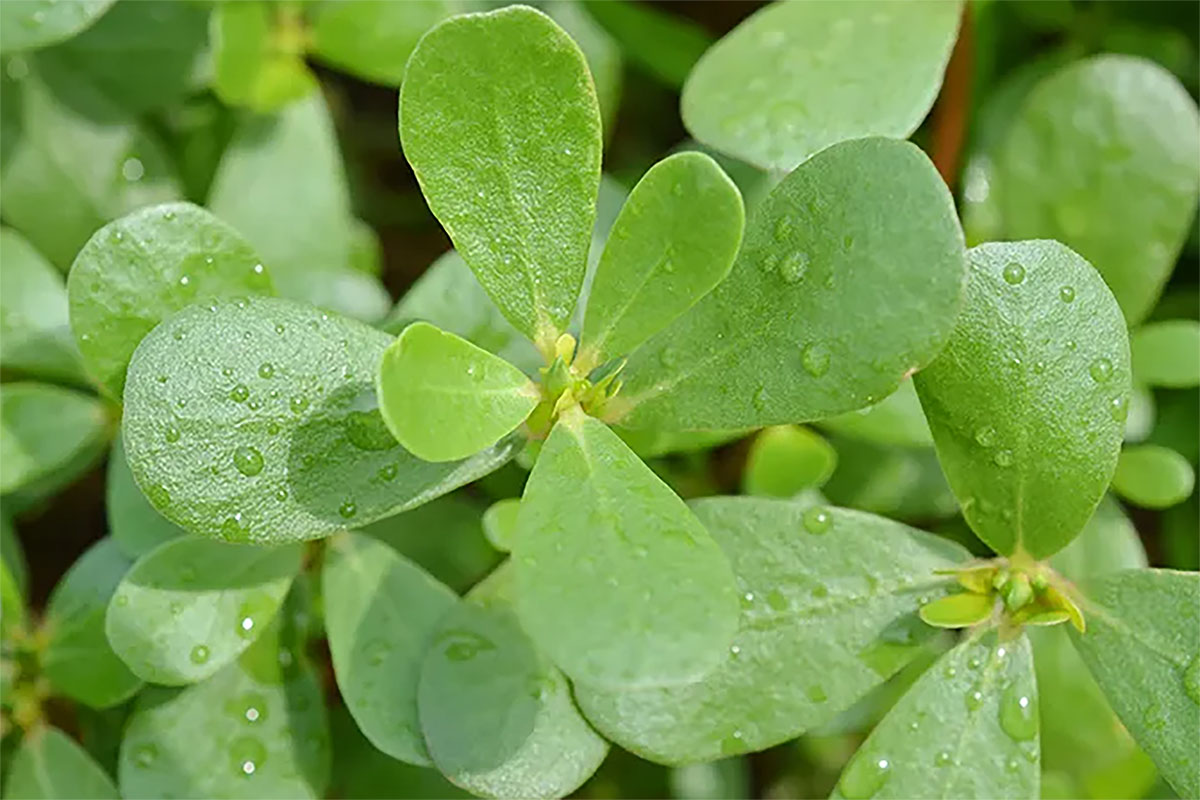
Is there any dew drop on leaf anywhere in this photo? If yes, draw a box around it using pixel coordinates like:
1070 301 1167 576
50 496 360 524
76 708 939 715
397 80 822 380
232 446 264 477
1088 358 1114 383
338 501 357 519
229 735 267 778
934 751 954 767
230 384 250 403
441 630 496 662
377 463 398 481
974 426 996 447
1109 396 1129 422
365 638 391 666
133 744 157 768
1002 262 1026 285
993 449 1014 467
1059 285 1076 303
774 217 792 242
766 589 787 611
800 342 831 377
190 644 210 664
802 507 831 535
806 685 828 703
965 687 984 711
998 683 1038 741
839 754 892 800
289 395 309 414
258 362 274 379
165 425 181 443
752 385 768 411
779 251 810 284
1182 654 1200 705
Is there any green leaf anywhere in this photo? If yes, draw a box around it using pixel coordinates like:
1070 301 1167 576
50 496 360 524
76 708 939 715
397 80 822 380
830 631 1038 799
1 551 27 638
324 532 457 766
681 0 962 171
914 240 1130 559
513 409 738 688
817 381 933 448
669 759 750 800
0 514 28 598
482 498 520 554
1131 320 1200 388
577 152 743 370
106 536 301 685
576 498 969 764
211 1 316 113
0 0 114 54
918 592 995 629
118 630 330 799
400 5 602 354
580 0 711 89
614 426 749 460
0 227 84 383
377 322 540 463
68 201 274 396
995 55 1200 325
418 567 608 798
122 296 519 544
742 425 836 498
0 382 107 495
107 434 182 559
1111 444 1195 510
4 726 117 799
1070 569 1199 799
613 138 966 431
1049 496 1146 582
43 538 141 708
546 1 622 137
310 0 452 87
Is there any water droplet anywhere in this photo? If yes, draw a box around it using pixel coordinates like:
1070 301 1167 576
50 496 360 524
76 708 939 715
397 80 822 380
169 601 183 615
935 751 954 767
133 744 157 768
190 644 210 664
339 501 357 519
806 685 828 703
998 683 1037 741
1110 396 1129 422
779 251 810 284
121 157 144 182
944 665 958 679
165 425 181 443
233 446 264 477
1182 654 1200 704
1059 286 1075 303
759 253 780 274
801 343 830 377
766 589 787 611
221 516 247 540
113 230 125 243
258 362 274 379
274 323 285 334
752 385 768 411
660 348 679 368
1089 358 1114 383
274 488 287 502
993 449 1013 467
205 256 214 266
1065 340 1077 351
229 735 267 778
1033 360 1046 374
1006 757 1020 773
968 656 982 670
365 639 391 666
230 384 250 403
803 507 832 534
441 630 495 661
289 395 309 414
1002 262 1026 285
774 217 792 242
729 644 742 658
974 426 996 447
965 687 984 711
377 463 398 481
719 730 745 755
163 209 176 221
178 275 190 288
839 754 892 799
266 421 280 436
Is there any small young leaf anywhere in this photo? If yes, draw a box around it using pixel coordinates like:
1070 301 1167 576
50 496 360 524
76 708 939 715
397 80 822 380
918 592 995 629
0 382 107 495
1131 320 1200 388
0 227 84 384
742 425 836 498
576 499 970 764
118 631 330 799
1070 569 1199 799
0 0 114 54
1049 496 1147 583
513 409 738 688
211 1 316 113
376 322 540 463
4 726 118 799
914 240 1130 559
324 532 457 766
107 435 182 559
613 137 965 431
43 538 141 708
482 498 521 554
68 202 274 396
817 381 933 448
400 5 602 353
578 151 743 370
310 0 452 87
418 567 608 798
122 297 519 544
681 0 962 171
996 55 1200 324
830 631 1038 799
106 536 302 685
1111 444 1195 509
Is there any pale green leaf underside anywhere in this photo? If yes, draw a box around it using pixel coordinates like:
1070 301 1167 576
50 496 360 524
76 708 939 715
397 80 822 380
376 322 539 463
513 410 738 688
1112 444 1195 510
579 151 743 369
211 1 316 113
0 0 114 54
1070 569 1199 799
323 532 457 766
106 536 302 685
4 727 117 800
400 5 602 352
43 538 141 708
914 240 1130 559
122 296 518 544
418 567 607 799
681 0 962 171
1131 320 1200 388
107 435 183 560
310 0 452 86
0 382 107 495
576 499 969 764
831 631 1038 800
996 55 1200 325
68 202 274 397
0 227 84 384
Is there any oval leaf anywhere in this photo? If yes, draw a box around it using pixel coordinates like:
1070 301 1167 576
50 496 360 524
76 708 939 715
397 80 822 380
918 592 995 629
578 151 744 370
1131 320 1200 388
376 322 540 463
0 0 114 54
817 381 933 448
310 0 452 86
681 0 962 171
106 536 302 685
122 296 519 544
400 5 602 353
1111 444 1195 510
1049 495 1147 582
0 382 107 495
0 227 84 384
482 498 521 554
4 726 117 800
742 425 837 498
914 240 1130 559
612 137 966 431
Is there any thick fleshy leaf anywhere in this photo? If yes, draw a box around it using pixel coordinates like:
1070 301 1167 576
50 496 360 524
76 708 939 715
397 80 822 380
68 202 274 396
513 409 738 688
0 227 84 383
4 727 117 799
742 426 836 498
107 435 182 559
681 0 961 171
817 381 933 448
324 532 457 766
376 323 540 463
545 1 622 137
1070 569 1199 798
43 538 141 708
576 498 969 764
122 296 518 544
482 498 520 554
995 55 1200 324
400 5 602 353
0 0 114 53
914 240 1130 559
615 426 748 460
211 1 316 113
1049 496 1147 581
579 0 710 89
418 567 608 798
577 152 743 370
310 0 452 87
830 631 1038 799
1131 320 1200 388
118 630 330 799
1111 444 1195 510
612 137 965 431
0 382 108 495
106 536 302 685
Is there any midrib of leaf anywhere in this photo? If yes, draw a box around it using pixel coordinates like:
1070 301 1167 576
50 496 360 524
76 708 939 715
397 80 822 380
1079 593 1188 667
583 246 671 363
742 576 952 632
936 628 1009 800
413 380 536 399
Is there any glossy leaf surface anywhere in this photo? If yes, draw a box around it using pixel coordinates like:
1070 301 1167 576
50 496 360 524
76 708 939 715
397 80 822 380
107 435 182 559
4 727 117 799
742 426 836 498
1130 320 1200 388
1111 444 1195 509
